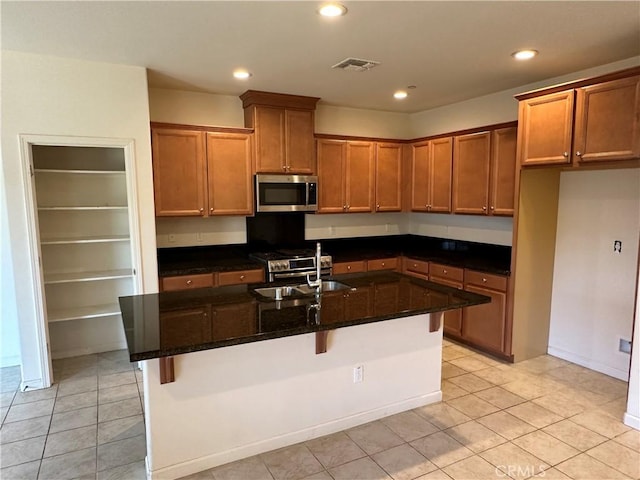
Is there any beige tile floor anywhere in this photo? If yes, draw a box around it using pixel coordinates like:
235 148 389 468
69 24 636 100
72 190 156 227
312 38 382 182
1 341 638 480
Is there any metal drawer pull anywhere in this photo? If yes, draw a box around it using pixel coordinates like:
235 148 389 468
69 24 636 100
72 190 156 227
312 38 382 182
240 275 245 280
186 279 193 285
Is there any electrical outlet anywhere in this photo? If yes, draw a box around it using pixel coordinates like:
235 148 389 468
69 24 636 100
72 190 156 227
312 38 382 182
614 240 622 253
168 234 176 243
619 338 631 354
353 365 363 383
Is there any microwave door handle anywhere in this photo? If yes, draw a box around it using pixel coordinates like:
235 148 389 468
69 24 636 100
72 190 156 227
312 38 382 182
305 182 310 207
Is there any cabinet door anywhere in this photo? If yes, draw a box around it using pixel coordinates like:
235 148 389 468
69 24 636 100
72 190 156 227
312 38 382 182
345 142 374 212
206 133 253 216
462 285 507 353
317 139 346 213
152 129 206 216
519 90 574 166
430 137 454 213
254 106 285 173
344 288 372 321
217 269 264 286
211 303 257 340
489 127 517 216
375 143 402 212
161 273 215 292
333 260 367 275
160 305 212 349
410 141 430 212
574 76 640 163
367 258 399 271
373 283 400 316
453 132 491 214
286 109 316 173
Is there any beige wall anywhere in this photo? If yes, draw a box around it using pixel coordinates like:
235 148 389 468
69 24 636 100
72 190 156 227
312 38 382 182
548 169 640 380
1 51 157 386
409 56 640 138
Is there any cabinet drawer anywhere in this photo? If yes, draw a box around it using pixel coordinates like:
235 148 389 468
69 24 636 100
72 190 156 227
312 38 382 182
464 270 508 291
162 273 215 291
367 257 398 271
333 260 367 275
218 269 264 286
402 257 429 277
429 263 464 282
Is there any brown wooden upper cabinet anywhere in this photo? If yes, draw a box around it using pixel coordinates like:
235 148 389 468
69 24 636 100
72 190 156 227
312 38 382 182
317 139 374 213
151 126 253 217
517 72 640 167
240 91 320 174
375 143 403 212
152 128 207 216
410 137 453 213
453 127 516 216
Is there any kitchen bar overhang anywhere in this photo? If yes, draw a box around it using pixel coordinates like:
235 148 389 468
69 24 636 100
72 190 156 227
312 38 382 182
119 271 490 383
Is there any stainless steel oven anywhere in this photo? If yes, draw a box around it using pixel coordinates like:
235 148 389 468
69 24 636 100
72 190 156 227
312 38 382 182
250 249 332 283
255 174 318 213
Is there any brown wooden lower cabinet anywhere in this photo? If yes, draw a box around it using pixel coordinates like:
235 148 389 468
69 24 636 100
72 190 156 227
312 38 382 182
160 305 212 349
462 270 508 355
211 303 257 340
217 269 264 286
160 268 265 291
161 273 216 292
332 260 367 275
367 257 399 272
402 256 429 280
320 287 372 323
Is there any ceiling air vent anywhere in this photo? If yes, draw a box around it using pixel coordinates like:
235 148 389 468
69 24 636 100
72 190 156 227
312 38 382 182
331 57 380 72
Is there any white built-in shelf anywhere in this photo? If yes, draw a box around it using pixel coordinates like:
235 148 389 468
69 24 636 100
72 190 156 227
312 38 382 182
44 269 132 285
47 303 122 323
38 206 128 211
34 169 125 175
40 235 130 245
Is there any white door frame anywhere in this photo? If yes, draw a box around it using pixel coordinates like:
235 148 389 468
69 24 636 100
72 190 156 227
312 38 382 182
19 134 143 389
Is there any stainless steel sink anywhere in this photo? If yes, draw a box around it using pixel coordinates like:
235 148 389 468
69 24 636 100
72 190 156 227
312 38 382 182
294 281 351 295
252 286 300 299
252 281 351 299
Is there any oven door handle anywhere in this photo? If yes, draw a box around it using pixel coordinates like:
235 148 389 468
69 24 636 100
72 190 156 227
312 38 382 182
271 271 310 280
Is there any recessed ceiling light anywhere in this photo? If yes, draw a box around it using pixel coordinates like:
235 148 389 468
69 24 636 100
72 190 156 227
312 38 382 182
394 91 408 100
512 49 539 61
233 69 252 79
318 3 347 17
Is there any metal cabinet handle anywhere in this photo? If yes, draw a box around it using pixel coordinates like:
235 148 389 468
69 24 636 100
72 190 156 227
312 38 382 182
482 278 487 283
186 279 193 285
413 263 418 268
482 206 487 211
443 269 448 274
347 265 351 270
490 206 495 211
376 204 380 211
563 152 569 158
576 151 582 157
240 275 245 280
381 262 385 267
210 207 214 213
199 207 204 213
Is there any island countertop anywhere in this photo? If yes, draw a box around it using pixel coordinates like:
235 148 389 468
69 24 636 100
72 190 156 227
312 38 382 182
119 271 490 362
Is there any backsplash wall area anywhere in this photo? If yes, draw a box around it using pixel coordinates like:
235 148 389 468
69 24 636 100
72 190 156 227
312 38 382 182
156 213 512 248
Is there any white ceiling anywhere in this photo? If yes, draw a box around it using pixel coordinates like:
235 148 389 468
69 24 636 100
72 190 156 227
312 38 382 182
2 1 639 113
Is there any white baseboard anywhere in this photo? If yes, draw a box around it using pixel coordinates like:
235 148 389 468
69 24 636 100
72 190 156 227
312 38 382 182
20 378 45 391
623 412 640 430
51 341 127 359
547 346 629 381
149 391 442 480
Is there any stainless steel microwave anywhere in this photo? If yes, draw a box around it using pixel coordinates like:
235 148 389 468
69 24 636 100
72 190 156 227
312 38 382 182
255 174 318 213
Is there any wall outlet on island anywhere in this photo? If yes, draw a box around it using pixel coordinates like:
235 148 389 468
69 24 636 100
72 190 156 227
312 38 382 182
353 365 364 383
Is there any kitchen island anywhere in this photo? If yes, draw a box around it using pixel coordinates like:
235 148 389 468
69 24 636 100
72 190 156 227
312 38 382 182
119 272 489 479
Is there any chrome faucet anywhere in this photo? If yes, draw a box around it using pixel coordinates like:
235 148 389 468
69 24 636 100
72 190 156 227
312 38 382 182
306 242 323 293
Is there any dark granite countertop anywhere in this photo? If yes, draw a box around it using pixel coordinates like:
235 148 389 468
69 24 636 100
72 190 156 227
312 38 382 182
157 235 511 277
119 271 490 361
